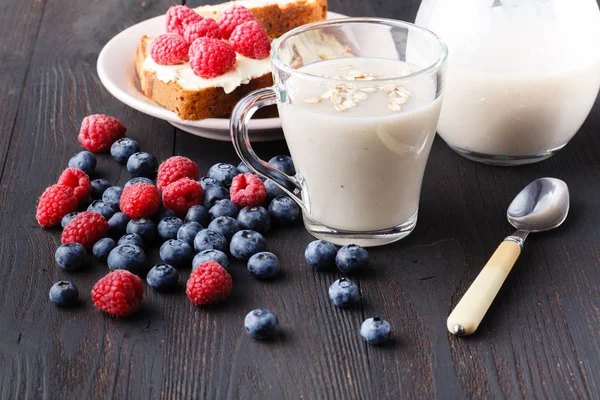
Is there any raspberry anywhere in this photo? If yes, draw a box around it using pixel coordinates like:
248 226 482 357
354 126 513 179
186 261 232 305
92 270 144 317
162 178 204 217
120 183 161 219
184 18 221 45
57 168 91 203
229 21 271 60
150 33 190 65
165 5 203 37
189 38 236 79
61 211 109 249
36 184 78 227
78 114 126 153
230 173 267 207
156 156 199 192
218 4 256 40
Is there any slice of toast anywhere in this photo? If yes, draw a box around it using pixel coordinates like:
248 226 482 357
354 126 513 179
195 0 328 38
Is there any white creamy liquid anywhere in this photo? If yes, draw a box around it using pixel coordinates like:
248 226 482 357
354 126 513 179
277 57 442 231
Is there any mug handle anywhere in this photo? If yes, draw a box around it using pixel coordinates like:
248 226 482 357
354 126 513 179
230 86 308 213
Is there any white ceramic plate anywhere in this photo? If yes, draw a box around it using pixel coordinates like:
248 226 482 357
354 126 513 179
97 11 347 141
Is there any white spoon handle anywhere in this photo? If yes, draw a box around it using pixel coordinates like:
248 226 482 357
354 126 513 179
447 237 524 336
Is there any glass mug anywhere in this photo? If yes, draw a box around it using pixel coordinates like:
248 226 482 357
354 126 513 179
231 18 447 246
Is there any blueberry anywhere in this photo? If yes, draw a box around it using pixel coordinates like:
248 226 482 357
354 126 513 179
192 249 229 270
244 309 279 340
108 212 130 237
229 230 266 261
49 281 79 307
61 212 80 228
265 179 286 202
268 155 296 176
268 196 300 225
237 206 271 234
207 163 237 185
118 232 145 249
153 207 177 223
87 200 115 220
55 243 89 270
199 176 224 191
93 238 117 262
335 244 369 274
305 240 337 271
208 216 240 241
209 199 239 220
237 161 252 174
107 244 147 272
126 217 156 244
203 186 229 209
159 239 193 268
328 278 359 308
102 186 123 209
147 263 179 291
157 216 184 241
193 229 228 253
68 151 97 175
247 252 280 280
184 205 209 226
360 317 391 345
177 221 203 245
91 179 111 199
111 138 140 164
127 152 158 178
124 177 154 188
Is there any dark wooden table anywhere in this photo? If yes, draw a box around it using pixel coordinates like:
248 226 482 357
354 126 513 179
2 0 600 398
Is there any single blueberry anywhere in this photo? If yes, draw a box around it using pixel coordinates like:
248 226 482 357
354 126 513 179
68 151 97 175
199 176 224 191
102 186 123 210
207 163 237 185
124 177 154 188
147 263 179 291
159 239 193 268
111 138 140 164
184 205 209 226
203 186 229 209
335 244 369 274
360 317 391 345
157 216 184 241
247 252 280 280
268 196 300 225
229 230 266 261
237 206 271 234
268 155 296 176
49 281 79 307
118 232 145 249
177 221 203 246
192 249 229 270
127 152 158 178
208 216 240 241
107 244 147 273
265 179 286 203
87 200 115 220
61 212 80 228
55 243 89 270
209 199 239 220
153 208 177 223
108 212 130 237
126 218 156 244
193 229 228 253
328 278 359 308
93 238 117 262
91 179 111 199
244 309 279 340
237 161 252 174
305 240 337 271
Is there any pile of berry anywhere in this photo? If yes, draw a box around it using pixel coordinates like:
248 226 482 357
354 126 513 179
39 113 390 345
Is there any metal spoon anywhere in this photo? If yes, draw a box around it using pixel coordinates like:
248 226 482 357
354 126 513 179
447 177 570 336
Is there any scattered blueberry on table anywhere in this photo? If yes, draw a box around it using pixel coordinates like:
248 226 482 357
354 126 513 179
244 309 279 340
147 263 179 291
49 281 79 307
305 240 338 271
247 252 280 280
328 278 359 308
360 317 391 345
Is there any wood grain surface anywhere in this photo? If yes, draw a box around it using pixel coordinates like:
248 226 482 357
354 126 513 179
1 0 599 398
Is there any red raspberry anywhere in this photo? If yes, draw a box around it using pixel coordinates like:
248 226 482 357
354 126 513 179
36 184 78 227
186 261 232 305
189 38 236 79
57 168 91 203
156 156 199 192
92 270 144 317
165 5 203 37
61 211 109 249
162 178 204 217
230 173 267 207
218 4 256 40
184 18 221 44
150 33 190 65
120 183 161 219
78 114 126 153
229 21 271 60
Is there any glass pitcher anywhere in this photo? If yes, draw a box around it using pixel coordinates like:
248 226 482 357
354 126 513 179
416 0 600 165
